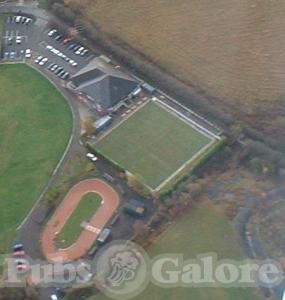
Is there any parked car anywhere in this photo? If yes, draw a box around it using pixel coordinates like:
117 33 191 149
63 37 72 44
97 228 111 244
86 153 98 162
25 49 31 58
39 57 48 66
13 243 25 257
9 51 16 59
16 36 21 44
15 259 28 272
123 200 146 217
7 37 13 45
54 34 63 41
47 63 55 70
54 67 63 75
50 64 58 72
81 49 89 56
25 18 32 25
15 16 21 23
61 72 70 80
34 55 43 63
48 29 57 37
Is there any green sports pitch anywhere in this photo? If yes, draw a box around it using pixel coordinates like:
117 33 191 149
94 101 216 189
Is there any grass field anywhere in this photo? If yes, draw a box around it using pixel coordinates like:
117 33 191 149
0 64 72 252
93 202 262 300
94 101 212 189
56 192 102 249
66 0 285 120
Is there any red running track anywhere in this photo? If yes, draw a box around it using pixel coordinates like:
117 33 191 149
41 179 120 262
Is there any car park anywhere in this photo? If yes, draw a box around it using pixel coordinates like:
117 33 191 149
25 49 31 58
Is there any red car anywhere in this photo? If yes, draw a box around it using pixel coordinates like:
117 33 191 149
15 259 28 273
12 250 25 257
63 37 72 45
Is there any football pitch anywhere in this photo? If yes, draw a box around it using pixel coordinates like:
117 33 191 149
0 64 72 252
94 101 214 189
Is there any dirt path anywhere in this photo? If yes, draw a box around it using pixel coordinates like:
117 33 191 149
42 179 120 262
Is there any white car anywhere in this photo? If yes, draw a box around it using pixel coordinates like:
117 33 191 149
25 49 31 58
15 16 21 23
51 48 60 55
86 153 98 162
39 57 48 66
16 36 21 44
34 55 43 63
50 295 58 300
69 59 77 67
46 44 53 50
48 29 57 37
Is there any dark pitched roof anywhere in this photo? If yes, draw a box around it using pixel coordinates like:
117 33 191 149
79 75 138 108
71 62 139 109
71 69 104 87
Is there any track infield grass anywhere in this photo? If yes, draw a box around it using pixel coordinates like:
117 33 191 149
94 101 212 189
56 192 102 249
0 64 72 252
93 202 263 300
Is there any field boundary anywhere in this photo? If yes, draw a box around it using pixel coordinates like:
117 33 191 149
155 138 216 191
16 62 75 230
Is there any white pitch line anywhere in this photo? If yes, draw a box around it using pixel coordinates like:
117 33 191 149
155 139 216 191
154 98 220 140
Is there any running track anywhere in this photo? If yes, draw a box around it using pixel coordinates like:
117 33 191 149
41 179 120 262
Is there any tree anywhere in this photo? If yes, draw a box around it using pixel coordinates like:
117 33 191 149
45 186 61 207
83 117 96 136
126 174 150 198
0 287 38 300
133 220 149 243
